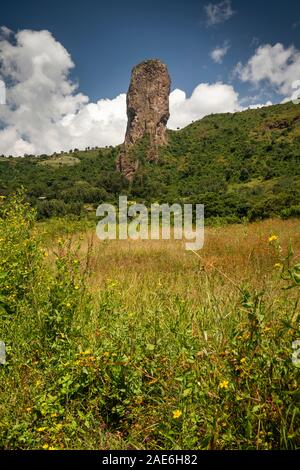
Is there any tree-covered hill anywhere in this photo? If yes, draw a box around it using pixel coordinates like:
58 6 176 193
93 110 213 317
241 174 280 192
1 101 300 222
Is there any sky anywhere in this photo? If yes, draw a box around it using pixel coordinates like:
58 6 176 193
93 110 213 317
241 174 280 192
0 0 300 155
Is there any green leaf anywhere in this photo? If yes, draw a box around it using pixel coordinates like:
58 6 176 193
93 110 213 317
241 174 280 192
252 404 263 413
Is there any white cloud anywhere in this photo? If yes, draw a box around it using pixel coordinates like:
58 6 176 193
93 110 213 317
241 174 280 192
234 43 300 96
210 41 230 63
60 94 127 149
0 28 278 156
239 94 273 109
204 0 235 26
246 101 272 110
0 28 127 155
168 82 241 129
0 26 12 37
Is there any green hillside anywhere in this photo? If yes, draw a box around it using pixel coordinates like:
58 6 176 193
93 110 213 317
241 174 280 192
1 101 300 222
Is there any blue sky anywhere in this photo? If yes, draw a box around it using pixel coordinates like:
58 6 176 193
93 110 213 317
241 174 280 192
1 0 300 155
2 0 300 100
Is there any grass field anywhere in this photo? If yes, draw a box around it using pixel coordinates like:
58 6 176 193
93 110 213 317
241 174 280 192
0 194 299 449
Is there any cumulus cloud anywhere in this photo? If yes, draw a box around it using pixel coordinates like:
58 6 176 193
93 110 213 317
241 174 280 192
0 28 276 156
246 101 273 110
0 28 127 155
239 94 273 109
168 83 241 129
234 43 300 96
210 41 230 64
0 78 5 104
0 26 13 37
204 0 235 26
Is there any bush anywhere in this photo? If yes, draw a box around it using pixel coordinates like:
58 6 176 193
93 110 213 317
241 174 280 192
0 191 41 315
280 205 300 219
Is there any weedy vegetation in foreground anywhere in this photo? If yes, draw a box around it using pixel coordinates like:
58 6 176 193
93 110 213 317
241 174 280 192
0 192 299 449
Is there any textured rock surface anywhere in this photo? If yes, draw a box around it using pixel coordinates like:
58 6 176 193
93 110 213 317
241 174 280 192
117 59 171 179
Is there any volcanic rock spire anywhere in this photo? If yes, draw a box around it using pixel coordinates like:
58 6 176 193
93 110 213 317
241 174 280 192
116 59 171 180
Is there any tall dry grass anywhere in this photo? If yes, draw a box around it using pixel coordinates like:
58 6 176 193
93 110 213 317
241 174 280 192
1 204 299 450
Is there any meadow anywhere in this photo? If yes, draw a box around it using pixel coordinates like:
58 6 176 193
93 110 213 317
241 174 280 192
0 193 299 449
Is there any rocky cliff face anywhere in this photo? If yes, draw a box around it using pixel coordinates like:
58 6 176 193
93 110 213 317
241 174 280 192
116 59 171 180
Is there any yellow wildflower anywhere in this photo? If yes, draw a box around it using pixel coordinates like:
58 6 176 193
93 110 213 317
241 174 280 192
37 427 46 432
82 349 92 355
172 410 182 419
274 263 282 269
42 444 49 450
219 380 229 390
240 358 246 364
268 235 278 243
